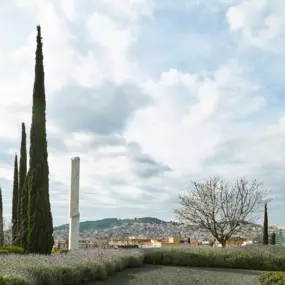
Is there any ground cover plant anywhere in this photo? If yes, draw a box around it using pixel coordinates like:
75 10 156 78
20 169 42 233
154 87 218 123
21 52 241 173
0 246 24 255
259 272 285 285
0 249 144 285
143 245 285 271
1 245 285 284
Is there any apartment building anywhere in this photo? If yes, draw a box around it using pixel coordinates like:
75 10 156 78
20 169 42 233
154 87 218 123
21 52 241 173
276 228 285 246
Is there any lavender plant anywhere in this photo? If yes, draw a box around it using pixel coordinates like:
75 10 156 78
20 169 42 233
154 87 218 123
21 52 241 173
143 245 285 271
0 249 144 285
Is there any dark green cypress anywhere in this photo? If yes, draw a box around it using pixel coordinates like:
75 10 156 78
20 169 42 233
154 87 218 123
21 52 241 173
12 154 19 245
18 122 27 243
0 187 4 246
269 232 276 245
263 202 269 245
19 175 29 250
27 25 54 254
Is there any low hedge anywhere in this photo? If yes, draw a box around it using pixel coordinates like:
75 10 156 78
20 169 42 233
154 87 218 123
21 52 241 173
2 246 285 284
0 275 29 285
259 272 285 285
0 246 24 255
143 247 285 271
0 251 144 285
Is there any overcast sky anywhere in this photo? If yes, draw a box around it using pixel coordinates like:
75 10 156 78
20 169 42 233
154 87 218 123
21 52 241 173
1 0 285 227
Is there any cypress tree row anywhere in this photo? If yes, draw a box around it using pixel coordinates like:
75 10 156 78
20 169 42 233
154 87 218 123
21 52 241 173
0 187 4 246
11 154 19 245
27 26 54 254
18 122 27 248
263 202 269 245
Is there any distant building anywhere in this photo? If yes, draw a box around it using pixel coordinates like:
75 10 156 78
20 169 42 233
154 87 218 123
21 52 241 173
54 240 68 250
168 236 180 244
276 228 285 246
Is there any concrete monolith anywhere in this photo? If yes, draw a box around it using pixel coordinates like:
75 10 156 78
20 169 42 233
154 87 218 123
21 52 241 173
68 157 80 250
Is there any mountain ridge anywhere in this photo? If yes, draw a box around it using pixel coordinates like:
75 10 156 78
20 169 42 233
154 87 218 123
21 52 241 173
54 217 168 231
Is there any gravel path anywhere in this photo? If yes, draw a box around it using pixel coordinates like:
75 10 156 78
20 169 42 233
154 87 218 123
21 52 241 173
95 265 262 285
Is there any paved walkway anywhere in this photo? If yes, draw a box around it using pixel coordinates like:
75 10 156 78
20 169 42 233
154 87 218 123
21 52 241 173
95 265 262 285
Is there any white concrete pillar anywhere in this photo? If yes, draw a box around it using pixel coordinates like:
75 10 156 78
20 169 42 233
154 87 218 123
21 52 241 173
68 157 80 250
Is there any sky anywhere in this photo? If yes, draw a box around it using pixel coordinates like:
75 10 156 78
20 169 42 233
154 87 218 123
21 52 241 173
1 0 285 227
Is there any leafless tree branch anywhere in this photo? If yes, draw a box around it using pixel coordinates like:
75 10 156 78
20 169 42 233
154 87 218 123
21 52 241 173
174 177 268 247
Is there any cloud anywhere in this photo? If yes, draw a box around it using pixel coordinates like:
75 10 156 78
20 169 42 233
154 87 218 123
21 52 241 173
125 60 265 175
127 142 172 179
1 0 285 227
97 0 155 21
226 0 285 51
49 83 150 135
85 12 141 83
59 0 77 21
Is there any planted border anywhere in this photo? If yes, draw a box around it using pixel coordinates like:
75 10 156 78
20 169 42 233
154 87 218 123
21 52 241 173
259 272 285 285
0 250 144 285
2 246 285 284
143 246 285 271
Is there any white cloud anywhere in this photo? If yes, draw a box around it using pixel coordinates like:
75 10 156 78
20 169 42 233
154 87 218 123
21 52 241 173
59 0 77 21
85 13 136 83
98 0 155 21
226 0 285 51
186 0 240 12
126 61 265 175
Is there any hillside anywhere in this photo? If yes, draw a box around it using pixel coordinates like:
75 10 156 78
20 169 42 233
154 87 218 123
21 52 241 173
53 216 267 242
54 217 167 231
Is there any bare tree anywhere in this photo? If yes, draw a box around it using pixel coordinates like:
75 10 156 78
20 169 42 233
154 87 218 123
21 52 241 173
174 177 268 247
3 217 27 247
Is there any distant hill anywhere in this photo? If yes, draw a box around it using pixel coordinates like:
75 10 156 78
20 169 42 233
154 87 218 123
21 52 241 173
54 217 167 231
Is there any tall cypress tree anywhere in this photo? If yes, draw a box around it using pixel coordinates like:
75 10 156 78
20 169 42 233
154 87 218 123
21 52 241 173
12 154 19 245
19 176 29 250
0 187 4 246
18 122 27 247
263 202 269 245
27 26 54 254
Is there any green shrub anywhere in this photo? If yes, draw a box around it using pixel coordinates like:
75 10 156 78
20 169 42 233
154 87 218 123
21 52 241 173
59 249 69 254
259 272 285 285
0 251 143 285
143 247 285 271
0 275 29 285
104 260 117 276
0 246 24 255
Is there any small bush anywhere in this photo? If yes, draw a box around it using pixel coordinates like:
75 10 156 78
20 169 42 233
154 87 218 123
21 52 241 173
59 249 69 254
104 260 117 276
0 246 24 255
0 275 29 285
259 272 285 285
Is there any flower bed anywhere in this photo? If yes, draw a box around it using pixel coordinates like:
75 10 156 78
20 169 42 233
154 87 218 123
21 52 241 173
2 245 285 284
0 249 144 285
